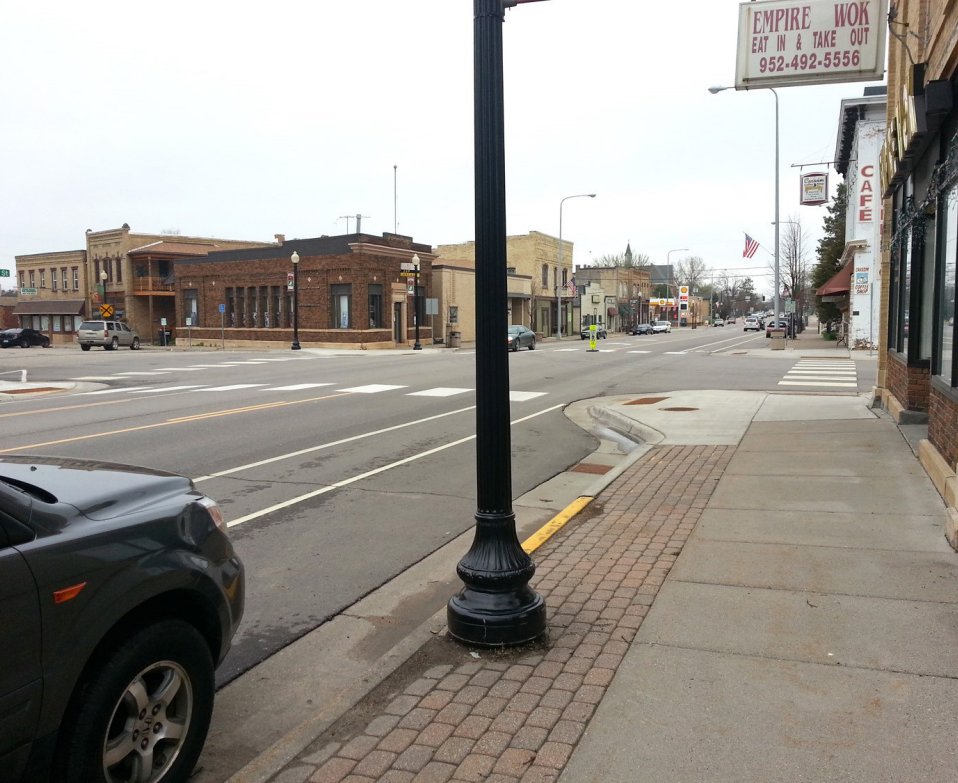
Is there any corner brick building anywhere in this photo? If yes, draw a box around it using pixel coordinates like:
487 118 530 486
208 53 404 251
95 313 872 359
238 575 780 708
174 233 435 349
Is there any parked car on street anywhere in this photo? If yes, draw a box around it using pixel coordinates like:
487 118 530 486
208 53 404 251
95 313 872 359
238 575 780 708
632 323 654 335
766 318 789 337
0 328 50 349
743 318 761 331
507 325 536 351
580 324 608 340
76 320 140 351
0 455 244 783
713 318 725 327
651 321 672 334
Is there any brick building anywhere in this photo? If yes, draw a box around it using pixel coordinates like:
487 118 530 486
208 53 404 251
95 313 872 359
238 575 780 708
875 0 958 545
574 265 652 332
174 233 435 349
14 224 269 343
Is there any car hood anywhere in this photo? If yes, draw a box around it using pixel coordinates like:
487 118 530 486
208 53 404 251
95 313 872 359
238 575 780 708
0 456 193 522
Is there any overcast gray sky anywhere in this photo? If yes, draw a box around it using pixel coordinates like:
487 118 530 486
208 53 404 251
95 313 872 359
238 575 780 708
1 0 883 295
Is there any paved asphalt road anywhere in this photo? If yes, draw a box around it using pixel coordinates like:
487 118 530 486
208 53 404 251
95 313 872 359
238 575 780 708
0 328 876 683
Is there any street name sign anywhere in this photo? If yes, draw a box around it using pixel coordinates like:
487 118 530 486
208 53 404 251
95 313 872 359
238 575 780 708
0 269 9 277
400 262 416 271
735 0 887 89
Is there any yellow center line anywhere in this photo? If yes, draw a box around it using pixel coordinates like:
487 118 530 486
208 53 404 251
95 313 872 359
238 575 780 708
0 392 354 455
0 399 133 419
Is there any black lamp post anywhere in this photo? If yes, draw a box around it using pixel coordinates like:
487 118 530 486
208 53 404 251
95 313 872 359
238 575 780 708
412 253 422 350
447 0 547 647
290 250 301 350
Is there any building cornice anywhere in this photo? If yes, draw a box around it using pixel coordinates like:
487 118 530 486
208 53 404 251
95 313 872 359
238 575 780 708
348 243 438 262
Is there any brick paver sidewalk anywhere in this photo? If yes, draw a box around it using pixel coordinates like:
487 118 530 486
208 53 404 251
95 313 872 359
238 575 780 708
283 444 734 783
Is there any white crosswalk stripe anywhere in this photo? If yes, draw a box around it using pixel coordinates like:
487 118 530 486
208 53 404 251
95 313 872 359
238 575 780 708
408 388 473 397
778 359 858 388
339 384 408 394
80 387 150 395
266 383 335 391
199 384 269 392
509 391 548 402
131 386 207 394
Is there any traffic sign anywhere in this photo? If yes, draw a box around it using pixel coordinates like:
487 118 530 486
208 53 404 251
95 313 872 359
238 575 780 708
219 304 226 313
400 262 416 271
0 269 9 277
99 304 114 318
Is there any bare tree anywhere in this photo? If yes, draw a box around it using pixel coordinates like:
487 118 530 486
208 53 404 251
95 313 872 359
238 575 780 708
675 256 710 291
591 251 650 268
769 216 811 318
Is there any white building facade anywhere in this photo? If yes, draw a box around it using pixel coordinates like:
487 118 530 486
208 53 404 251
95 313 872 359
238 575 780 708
835 88 887 349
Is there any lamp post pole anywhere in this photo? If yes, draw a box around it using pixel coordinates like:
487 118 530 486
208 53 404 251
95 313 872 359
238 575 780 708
666 248 687 325
412 253 422 350
291 251 301 350
447 0 547 647
558 194 595 339
709 85 780 327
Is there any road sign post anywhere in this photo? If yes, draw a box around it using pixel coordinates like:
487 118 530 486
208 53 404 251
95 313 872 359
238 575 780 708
219 304 226 350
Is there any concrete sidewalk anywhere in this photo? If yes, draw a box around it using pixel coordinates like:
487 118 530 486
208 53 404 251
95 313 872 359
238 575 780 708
226 390 957 783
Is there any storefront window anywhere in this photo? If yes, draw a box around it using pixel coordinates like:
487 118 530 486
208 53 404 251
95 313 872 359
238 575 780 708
368 284 384 328
248 287 258 328
52 317 61 332
331 284 351 329
271 287 282 328
921 217 936 360
184 289 199 327
260 286 269 328
901 230 912 355
939 188 958 384
40 315 49 331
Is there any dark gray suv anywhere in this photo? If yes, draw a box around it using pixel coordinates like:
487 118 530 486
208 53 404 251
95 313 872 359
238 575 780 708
0 456 244 783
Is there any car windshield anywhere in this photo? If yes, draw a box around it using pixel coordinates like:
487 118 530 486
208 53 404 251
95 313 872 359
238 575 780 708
507 326 520 334
2 329 22 335
78 322 103 330
656 321 668 326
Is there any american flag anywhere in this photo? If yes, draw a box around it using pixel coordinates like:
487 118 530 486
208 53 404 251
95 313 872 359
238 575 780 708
743 234 760 258
568 276 577 297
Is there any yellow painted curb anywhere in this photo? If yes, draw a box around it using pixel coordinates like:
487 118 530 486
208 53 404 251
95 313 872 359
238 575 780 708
522 496 593 554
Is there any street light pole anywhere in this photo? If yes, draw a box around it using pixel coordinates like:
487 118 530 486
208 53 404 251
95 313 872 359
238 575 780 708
558 194 595 339
412 253 422 350
709 85 780 328
448 0 547 647
666 248 688 325
290 251 301 350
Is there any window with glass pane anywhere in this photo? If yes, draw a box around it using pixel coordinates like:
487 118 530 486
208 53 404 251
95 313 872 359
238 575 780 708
939 188 958 383
184 289 199 327
331 284 352 329
40 315 48 331
40 269 45 288
73 268 79 289
19 272 24 288
541 265 548 287
271 287 281 327
921 217 936 360
259 286 269 327
249 287 259 327
368 284 384 328
237 288 246 327
61 268 68 290
226 288 235 327
901 230 912 355
287 293 294 328
116 260 122 283
51 268 57 291
29 271 34 288
53 317 61 332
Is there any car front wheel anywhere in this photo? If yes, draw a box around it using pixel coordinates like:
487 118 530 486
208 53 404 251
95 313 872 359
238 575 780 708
53 619 214 783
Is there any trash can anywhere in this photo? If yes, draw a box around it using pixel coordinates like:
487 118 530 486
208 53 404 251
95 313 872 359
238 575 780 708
157 329 172 345
770 328 786 350
448 330 461 349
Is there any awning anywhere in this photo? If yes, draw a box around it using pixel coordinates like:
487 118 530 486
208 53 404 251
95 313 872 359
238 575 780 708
607 307 617 316
13 299 85 316
816 261 853 297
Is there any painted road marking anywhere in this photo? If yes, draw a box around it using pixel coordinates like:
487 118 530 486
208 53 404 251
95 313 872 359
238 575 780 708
597 349 617 353
199 384 269 392
225 404 565 528
71 376 118 381
194 405 478 483
116 371 171 376
510 391 548 402
130 386 207 394
522 497 593 554
554 349 578 352
267 383 336 391
628 351 652 354
218 361 269 365
778 380 858 387
339 384 408 394
408 387 474 397
664 351 687 355
80 387 150 395
156 367 207 371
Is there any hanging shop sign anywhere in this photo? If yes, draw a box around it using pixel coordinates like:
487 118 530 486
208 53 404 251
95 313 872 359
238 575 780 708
735 0 887 90
287 272 294 291
800 172 829 206
857 164 875 222
855 269 869 293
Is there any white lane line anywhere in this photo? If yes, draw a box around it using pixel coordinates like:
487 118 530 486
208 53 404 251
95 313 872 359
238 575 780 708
199 384 269 392
131 385 207 394
156 367 207 371
778 380 858 387
265 383 336 392
510 391 548 401
225 404 564 528
339 384 408 394
597 349 617 353
408 387 474 397
628 351 652 354
195 405 477 483
664 351 687 355
554 349 579 352
458 351 476 355
116 371 171 376
79 387 150 395
260 358 298 362
188 364 226 368
71 376 118 381
219 361 269 365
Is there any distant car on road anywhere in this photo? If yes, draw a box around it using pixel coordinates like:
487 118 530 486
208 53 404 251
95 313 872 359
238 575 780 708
507 325 536 351
632 323 654 335
580 325 608 340
651 321 672 334
713 318 725 327
76 320 140 351
0 455 244 783
743 318 761 332
0 328 50 349
727 317 736 324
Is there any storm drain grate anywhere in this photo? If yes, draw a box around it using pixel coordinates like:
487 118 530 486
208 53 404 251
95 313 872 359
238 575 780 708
570 463 613 475
660 407 699 412
3 387 60 395
625 397 669 406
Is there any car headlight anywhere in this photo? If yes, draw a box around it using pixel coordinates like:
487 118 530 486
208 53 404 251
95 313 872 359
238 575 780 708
197 496 228 534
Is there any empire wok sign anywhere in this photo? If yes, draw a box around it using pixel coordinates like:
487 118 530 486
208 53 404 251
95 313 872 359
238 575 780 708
735 0 887 89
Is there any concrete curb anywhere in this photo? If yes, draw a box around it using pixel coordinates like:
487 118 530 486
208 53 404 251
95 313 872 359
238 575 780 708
589 404 665 447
